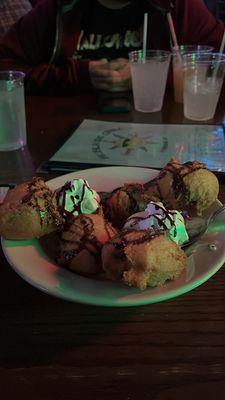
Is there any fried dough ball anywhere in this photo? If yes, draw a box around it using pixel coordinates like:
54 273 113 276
102 229 187 290
103 183 154 229
56 213 117 276
144 158 219 215
0 178 63 240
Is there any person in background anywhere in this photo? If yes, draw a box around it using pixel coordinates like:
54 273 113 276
0 0 224 94
0 0 33 40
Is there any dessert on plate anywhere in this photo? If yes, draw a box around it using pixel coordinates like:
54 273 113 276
102 159 219 229
124 201 189 246
0 158 219 291
0 177 63 240
56 213 117 275
103 182 156 229
56 178 101 216
144 158 219 216
102 228 187 290
102 200 188 290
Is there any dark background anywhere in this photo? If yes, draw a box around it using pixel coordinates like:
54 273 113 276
204 0 225 21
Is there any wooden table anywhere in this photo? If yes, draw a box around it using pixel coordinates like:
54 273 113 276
1 91 225 400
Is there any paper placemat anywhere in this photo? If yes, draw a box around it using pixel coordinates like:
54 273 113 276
41 119 225 173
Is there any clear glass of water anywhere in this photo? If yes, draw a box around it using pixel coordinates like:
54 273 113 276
0 71 27 151
129 50 171 112
172 45 213 103
182 53 225 121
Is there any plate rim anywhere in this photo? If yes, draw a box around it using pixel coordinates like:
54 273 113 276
2 238 225 307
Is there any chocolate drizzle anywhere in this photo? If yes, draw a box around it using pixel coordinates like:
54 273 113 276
21 177 62 228
57 215 97 265
103 183 146 229
56 179 97 215
151 160 207 203
143 176 163 200
152 204 177 238
112 228 163 251
169 161 205 201
57 214 116 267
126 202 177 238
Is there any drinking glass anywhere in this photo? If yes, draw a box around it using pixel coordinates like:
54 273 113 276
0 71 27 151
129 50 171 112
172 45 214 103
182 52 225 121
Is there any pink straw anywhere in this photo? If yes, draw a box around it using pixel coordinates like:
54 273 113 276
167 12 182 63
167 13 178 48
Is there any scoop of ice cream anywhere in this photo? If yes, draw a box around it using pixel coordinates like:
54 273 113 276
56 179 100 216
124 201 189 246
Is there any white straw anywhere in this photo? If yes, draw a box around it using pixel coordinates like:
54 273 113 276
219 29 225 54
212 29 225 80
167 12 182 64
142 13 148 63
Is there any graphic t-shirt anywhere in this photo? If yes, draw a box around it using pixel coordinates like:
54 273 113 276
74 0 146 60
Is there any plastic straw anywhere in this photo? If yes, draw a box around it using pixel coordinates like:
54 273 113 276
167 13 178 48
142 13 148 63
167 12 182 63
219 29 225 54
212 29 225 80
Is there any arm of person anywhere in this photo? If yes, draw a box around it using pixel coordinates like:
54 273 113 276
89 58 131 92
174 0 224 50
0 0 92 94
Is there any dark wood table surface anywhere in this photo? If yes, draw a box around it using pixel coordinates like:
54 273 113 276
1 91 225 400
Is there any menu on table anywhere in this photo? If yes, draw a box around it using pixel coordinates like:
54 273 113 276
41 119 225 174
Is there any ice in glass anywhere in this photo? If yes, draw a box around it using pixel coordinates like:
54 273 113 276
172 45 213 103
183 53 225 121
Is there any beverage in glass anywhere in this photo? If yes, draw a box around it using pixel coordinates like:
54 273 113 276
0 71 26 151
183 53 225 121
129 50 171 112
172 45 213 103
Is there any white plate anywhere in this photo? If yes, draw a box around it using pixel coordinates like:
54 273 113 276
2 166 225 307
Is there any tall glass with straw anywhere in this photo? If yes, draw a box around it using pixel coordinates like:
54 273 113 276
129 13 171 112
182 30 225 121
182 51 225 121
167 12 216 103
172 44 214 103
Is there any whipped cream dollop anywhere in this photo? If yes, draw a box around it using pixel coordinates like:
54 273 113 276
56 179 100 216
124 201 189 245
